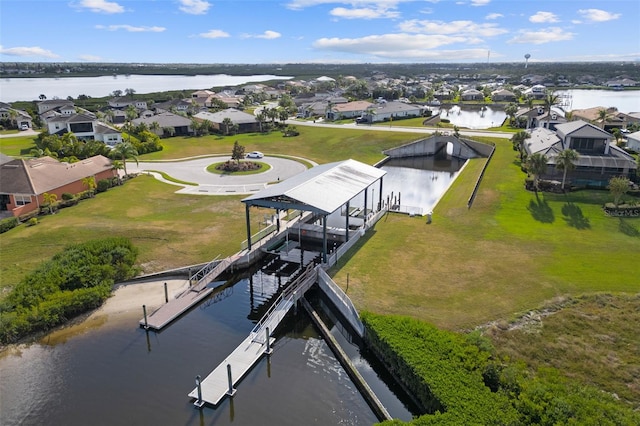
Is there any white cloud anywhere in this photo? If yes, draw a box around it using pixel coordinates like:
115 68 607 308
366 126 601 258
399 19 508 37
508 27 574 45
198 29 230 39
485 13 503 20
286 1 410 11
255 31 282 39
79 54 103 61
471 0 490 6
76 0 124 14
330 7 400 19
577 9 621 23
529 11 559 23
95 24 165 32
178 0 211 15
0 45 59 58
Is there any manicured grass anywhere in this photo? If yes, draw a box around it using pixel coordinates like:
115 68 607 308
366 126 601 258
330 136 640 331
0 135 38 156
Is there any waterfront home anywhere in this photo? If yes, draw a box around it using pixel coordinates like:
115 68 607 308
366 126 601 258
0 155 115 218
107 97 148 110
490 89 517 102
46 113 122 146
360 101 425 124
0 102 32 129
626 131 640 152
132 112 193 136
193 108 259 133
326 101 374 121
460 89 484 101
522 120 637 187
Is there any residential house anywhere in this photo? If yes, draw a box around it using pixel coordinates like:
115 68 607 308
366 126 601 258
523 84 547 100
0 155 115 218
460 89 484 101
571 106 635 131
193 108 259 133
191 90 216 99
626 131 640 152
491 89 517 102
605 78 637 88
36 99 74 116
326 101 374 121
131 112 193 136
360 101 424 124
210 92 243 109
154 99 193 114
0 102 33 129
46 113 122 145
522 120 637 187
107 97 148 110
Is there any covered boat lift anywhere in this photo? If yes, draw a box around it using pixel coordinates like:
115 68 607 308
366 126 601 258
241 159 386 262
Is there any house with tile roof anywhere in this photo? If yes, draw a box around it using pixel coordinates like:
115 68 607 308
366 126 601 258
522 120 637 187
0 155 115 218
0 102 32 129
46 113 122 146
131 112 193 136
326 100 374 120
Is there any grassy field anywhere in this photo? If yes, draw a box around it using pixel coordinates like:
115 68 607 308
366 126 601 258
330 136 640 331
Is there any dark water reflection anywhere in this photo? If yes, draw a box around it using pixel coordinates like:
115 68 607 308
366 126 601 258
0 267 412 425
381 156 466 215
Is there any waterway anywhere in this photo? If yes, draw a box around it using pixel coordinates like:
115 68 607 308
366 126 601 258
0 74 293 103
0 266 417 425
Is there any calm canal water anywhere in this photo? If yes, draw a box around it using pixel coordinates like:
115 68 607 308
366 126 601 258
0 267 417 426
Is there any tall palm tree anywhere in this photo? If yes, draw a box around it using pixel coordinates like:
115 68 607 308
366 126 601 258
543 92 559 129
597 108 608 128
111 160 124 185
221 117 233 135
526 152 548 191
555 149 579 191
82 176 97 197
112 142 138 177
42 192 58 214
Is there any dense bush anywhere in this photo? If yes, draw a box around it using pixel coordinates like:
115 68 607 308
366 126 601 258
363 313 640 425
0 237 138 344
97 178 111 193
61 192 75 200
0 217 19 234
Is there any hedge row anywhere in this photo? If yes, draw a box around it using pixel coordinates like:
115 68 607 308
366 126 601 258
362 313 640 425
0 237 138 344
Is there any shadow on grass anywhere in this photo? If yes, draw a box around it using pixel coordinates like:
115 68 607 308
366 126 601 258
618 218 640 237
561 202 591 230
528 193 555 223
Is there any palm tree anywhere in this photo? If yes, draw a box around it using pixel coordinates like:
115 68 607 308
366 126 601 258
555 149 579 191
543 92 559 129
221 117 233 135
82 176 97 197
504 103 519 126
608 176 629 207
42 192 58 214
111 160 124 185
112 142 138 177
526 152 548 192
39 94 47 100
597 108 608 128
149 121 161 135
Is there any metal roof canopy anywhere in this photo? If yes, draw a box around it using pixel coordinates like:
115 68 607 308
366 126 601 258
241 159 386 256
242 159 386 215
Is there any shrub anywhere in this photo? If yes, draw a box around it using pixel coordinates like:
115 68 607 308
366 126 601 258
0 237 139 344
0 216 19 234
27 217 38 226
61 192 75 200
18 209 39 223
96 179 111 193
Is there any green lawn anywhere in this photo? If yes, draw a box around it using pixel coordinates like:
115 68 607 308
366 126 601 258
330 136 640 331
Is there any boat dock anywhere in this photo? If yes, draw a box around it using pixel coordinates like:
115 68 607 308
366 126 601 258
188 262 317 407
139 254 240 330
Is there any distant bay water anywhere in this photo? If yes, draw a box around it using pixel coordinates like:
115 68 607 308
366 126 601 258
0 73 293 103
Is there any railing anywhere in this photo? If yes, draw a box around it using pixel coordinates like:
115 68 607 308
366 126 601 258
316 268 364 337
240 224 277 250
250 262 318 343
191 254 238 292
190 255 221 286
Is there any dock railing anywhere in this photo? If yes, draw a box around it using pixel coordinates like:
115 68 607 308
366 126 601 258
250 262 317 343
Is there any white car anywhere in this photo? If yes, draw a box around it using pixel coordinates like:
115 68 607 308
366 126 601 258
246 151 264 159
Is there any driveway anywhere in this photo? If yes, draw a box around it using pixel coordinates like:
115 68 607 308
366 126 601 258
128 155 311 195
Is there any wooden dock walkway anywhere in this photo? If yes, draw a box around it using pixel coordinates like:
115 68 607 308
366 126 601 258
188 263 318 407
139 254 241 330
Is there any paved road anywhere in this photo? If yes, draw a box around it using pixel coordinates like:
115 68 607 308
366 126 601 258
286 118 515 139
129 155 310 195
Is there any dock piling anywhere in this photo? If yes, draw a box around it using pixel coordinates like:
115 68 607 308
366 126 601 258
164 282 168 303
226 364 236 397
142 305 149 329
194 375 205 408
265 327 273 355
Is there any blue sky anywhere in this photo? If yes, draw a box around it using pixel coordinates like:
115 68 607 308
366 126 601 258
1 0 638 64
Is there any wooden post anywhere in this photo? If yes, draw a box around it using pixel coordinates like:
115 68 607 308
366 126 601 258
164 282 168 303
142 305 149 329
226 364 236 396
265 327 273 355
194 375 205 408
